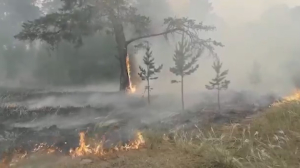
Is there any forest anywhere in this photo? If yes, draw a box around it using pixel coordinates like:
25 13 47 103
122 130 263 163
1 0 300 167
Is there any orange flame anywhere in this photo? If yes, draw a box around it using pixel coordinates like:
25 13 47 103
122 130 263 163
126 54 136 93
2 131 145 166
69 131 145 157
272 89 300 106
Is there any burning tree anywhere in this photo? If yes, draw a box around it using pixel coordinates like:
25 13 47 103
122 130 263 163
14 0 222 92
205 58 230 112
170 34 202 111
138 45 163 104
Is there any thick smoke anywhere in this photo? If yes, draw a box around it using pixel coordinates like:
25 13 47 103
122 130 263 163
133 0 300 97
1 0 300 101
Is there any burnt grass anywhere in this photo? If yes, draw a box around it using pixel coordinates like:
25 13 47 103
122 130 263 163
0 88 276 164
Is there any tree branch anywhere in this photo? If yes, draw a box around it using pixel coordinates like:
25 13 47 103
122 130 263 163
126 28 181 46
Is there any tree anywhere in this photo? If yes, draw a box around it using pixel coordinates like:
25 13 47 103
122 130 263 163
0 0 41 82
14 0 222 92
138 45 163 104
249 61 261 86
205 58 230 112
170 34 202 111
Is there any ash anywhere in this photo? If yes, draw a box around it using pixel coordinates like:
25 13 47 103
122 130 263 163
0 88 279 160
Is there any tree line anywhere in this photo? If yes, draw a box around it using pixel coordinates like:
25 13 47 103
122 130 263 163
14 0 222 90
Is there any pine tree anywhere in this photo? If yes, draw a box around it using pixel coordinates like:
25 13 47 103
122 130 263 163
205 58 230 112
138 46 163 104
170 34 202 111
15 0 222 91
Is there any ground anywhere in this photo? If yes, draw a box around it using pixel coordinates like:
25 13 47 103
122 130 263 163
1 88 299 168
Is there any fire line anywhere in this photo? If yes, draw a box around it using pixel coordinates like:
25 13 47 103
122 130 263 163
126 54 137 93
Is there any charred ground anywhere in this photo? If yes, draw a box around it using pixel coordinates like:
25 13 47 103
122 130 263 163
0 88 279 167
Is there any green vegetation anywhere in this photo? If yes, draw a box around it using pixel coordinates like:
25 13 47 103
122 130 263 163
170 34 202 111
206 58 230 112
138 45 163 104
14 0 221 90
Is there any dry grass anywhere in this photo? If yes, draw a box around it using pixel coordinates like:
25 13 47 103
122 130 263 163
12 101 300 168
173 101 300 168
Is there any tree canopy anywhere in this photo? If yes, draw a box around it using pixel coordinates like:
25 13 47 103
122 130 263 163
12 0 222 89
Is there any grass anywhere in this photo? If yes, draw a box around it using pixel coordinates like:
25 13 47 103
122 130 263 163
176 101 300 168
11 101 300 168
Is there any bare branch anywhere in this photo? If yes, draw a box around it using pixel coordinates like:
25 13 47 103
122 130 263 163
126 28 181 46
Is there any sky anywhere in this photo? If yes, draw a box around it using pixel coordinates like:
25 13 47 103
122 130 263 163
168 0 300 23
138 0 300 96
212 0 300 23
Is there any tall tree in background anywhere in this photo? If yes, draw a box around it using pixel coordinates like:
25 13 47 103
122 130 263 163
14 0 222 92
0 0 41 81
138 45 163 104
170 34 202 111
249 61 261 86
205 58 230 112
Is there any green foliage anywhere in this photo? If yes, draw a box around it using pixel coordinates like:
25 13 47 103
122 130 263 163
138 45 163 103
138 46 163 82
15 0 222 52
13 0 222 90
14 0 151 48
170 36 201 80
206 58 230 112
205 59 230 91
170 35 202 110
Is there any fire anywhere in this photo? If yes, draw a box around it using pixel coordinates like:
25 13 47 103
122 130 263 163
272 89 300 106
69 131 145 157
126 54 136 93
1 131 145 166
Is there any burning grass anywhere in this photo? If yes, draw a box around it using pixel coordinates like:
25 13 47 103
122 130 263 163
3 91 300 168
62 91 300 168
69 131 145 157
1 130 145 167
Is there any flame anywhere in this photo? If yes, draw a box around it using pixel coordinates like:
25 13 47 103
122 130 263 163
272 89 300 106
69 131 145 157
2 131 145 166
126 54 136 93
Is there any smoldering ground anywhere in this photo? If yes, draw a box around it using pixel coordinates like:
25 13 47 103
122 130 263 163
0 84 279 167
1 0 300 166
2 87 277 130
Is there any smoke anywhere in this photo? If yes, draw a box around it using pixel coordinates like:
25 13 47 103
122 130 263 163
132 0 300 97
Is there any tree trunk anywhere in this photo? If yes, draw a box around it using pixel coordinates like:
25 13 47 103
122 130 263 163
181 75 184 111
217 88 220 113
147 79 150 104
111 16 130 92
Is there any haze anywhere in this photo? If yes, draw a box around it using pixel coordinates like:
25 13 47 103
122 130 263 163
0 0 299 97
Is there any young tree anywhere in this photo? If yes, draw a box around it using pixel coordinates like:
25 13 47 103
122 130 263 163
205 59 230 112
138 45 163 104
170 34 202 111
14 0 222 92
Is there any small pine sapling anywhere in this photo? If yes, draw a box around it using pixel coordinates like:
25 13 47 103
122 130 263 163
170 34 202 111
205 58 230 112
138 46 163 104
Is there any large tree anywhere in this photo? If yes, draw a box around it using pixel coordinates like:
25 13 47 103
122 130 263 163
15 0 222 91
0 0 41 81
